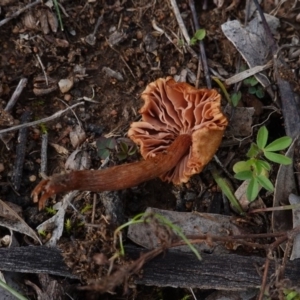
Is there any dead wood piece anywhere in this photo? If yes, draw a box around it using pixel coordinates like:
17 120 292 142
0 246 76 278
126 245 300 290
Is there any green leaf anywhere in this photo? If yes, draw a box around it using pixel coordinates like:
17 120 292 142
249 76 258 86
246 178 259 202
211 168 244 215
230 91 242 107
98 148 110 160
233 160 252 173
116 152 128 161
247 143 260 158
248 86 257 94
128 146 137 156
257 126 268 149
256 175 274 191
255 87 265 98
264 151 292 165
255 159 271 171
234 171 253 180
190 37 197 45
194 29 206 41
119 141 128 153
243 77 252 86
264 136 292 152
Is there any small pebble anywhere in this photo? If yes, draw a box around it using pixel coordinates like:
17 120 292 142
64 94 72 101
136 30 143 39
29 175 37 182
58 78 74 93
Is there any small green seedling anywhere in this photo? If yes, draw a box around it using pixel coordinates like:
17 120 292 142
64 218 72 234
80 204 93 214
96 136 117 160
233 126 292 201
53 0 64 31
284 289 300 300
243 76 265 98
45 206 57 215
116 138 137 161
190 29 206 45
38 230 47 237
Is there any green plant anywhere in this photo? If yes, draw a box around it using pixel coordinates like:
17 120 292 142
64 218 72 234
233 126 292 201
38 230 47 237
96 137 117 160
230 91 242 107
80 204 93 214
284 289 300 300
243 76 265 98
53 0 64 31
0 278 28 300
190 29 206 45
40 123 48 134
44 206 57 215
116 138 137 161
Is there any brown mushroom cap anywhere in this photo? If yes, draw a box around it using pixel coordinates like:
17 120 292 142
128 77 228 184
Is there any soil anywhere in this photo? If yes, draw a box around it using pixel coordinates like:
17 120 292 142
0 0 300 299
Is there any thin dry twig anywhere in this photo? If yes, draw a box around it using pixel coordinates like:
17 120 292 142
5 78 28 112
12 110 31 190
0 0 42 27
188 0 211 88
40 132 48 176
169 0 190 44
0 102 84 135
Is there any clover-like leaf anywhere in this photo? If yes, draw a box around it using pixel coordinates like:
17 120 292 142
256 174 274 192
255 159 271 171
194 29 206 41
234 170 253 180
233 160 252 173
249 86 257 94
255 86 265 99
257 126 268 150
264 151 292 165
247 143 260 158
264 136 292 152
246 178 259 202
230 91 242 107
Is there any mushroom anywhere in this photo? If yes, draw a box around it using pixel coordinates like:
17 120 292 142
32 77 228 210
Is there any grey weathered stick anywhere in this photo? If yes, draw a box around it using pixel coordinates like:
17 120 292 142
169 0 190 44
40 132 48 175
0 102 84 135
5 78 28 112
0 0 42 27
12 111 31 190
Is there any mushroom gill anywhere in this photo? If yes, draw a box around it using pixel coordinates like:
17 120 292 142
128 77 228 184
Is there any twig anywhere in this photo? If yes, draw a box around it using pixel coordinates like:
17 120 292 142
0 0 42 27
188 0 211 88
0 102 84 135
258 253 271 300
12 111 32 191
5 78 28 112
35 54 48 86
169 0 190 44
40 132 48 176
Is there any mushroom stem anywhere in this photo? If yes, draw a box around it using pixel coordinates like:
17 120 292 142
32 134 191 210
